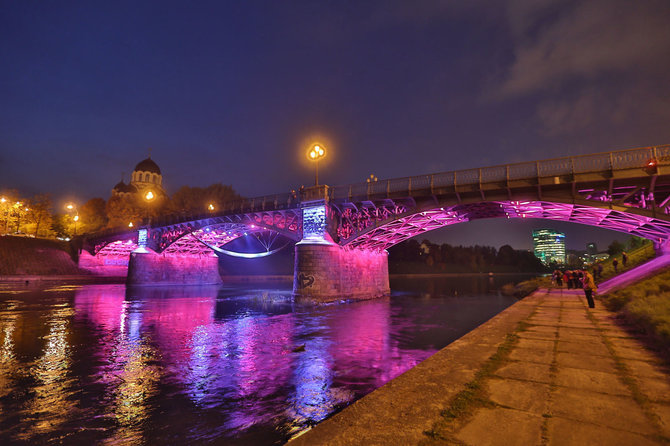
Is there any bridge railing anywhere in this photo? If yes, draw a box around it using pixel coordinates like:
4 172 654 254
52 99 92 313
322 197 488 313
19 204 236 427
329 144 670 201
89 144 670 239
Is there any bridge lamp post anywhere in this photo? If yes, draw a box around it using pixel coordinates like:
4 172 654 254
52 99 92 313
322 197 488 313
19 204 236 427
208 203 215 213
144 190 156 226
308 144 326 186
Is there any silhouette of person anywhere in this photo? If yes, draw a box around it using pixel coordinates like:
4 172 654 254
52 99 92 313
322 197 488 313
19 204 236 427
582 270 597 308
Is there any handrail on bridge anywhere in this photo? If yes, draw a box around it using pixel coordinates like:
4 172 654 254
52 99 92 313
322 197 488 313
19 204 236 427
89 144 669 238
328 144 670 201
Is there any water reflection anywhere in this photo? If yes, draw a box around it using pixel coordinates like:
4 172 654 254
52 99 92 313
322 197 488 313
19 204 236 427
0 278 521 444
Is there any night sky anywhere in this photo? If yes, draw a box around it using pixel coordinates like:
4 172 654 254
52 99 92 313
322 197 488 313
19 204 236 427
2 1 670 250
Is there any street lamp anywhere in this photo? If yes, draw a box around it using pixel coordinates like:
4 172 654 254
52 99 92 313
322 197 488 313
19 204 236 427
208 203 215 212
65 203 78 236
307 144 326 186
143 190 156 226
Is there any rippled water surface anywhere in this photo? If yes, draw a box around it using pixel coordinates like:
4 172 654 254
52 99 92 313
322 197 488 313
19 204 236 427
0 276 526 444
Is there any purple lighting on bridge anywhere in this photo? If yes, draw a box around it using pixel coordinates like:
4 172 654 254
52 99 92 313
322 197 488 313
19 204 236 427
347 200 670 251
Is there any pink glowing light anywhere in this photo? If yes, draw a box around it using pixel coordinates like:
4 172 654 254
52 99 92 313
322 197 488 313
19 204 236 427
346 201 670 251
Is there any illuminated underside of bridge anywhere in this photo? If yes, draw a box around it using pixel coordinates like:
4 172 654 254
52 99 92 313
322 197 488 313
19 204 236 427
95 224 290 258
344 201 670 251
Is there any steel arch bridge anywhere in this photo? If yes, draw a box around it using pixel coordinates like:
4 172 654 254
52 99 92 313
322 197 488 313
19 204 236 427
80 144 670 296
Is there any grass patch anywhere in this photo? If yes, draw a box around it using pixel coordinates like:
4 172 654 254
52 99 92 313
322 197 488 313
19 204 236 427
584 310 668 442
596 242 656 284
600 268 670 351
501 277 550 299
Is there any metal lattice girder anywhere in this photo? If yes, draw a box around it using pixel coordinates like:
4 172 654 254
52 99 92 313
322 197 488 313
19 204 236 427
344 201 670 252
96 239 139 257
153 209 301 253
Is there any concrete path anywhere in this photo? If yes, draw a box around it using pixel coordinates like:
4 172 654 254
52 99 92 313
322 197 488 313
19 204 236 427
443 288 670 446
290 289 670 445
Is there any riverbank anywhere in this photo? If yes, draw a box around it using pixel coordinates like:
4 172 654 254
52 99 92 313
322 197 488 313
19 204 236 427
289 288 670 445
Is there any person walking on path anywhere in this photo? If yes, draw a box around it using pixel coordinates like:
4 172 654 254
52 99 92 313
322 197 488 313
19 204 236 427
582 269 597 308
622 251 628 268
553 270 563 287
613 258 619 273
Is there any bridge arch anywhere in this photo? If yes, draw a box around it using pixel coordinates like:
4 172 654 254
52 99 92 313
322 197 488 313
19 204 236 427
340 199 670 251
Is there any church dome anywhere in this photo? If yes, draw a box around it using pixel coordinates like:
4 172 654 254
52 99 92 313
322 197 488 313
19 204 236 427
134 157 161 175
112 181 137 194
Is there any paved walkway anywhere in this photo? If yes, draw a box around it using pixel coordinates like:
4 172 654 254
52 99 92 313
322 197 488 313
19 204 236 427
445 288 670 446
290 289 670 445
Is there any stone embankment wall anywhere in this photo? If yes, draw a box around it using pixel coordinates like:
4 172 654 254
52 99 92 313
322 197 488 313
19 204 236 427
293 243 390 302
0 236 80 275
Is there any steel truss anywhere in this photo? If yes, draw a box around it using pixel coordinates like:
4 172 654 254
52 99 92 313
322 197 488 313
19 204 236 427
343 201 670 251
91 209 301 256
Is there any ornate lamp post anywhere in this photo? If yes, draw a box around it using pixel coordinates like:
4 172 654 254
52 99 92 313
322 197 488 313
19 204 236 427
307 144 326 186
65 203 79 236
144 190 156 226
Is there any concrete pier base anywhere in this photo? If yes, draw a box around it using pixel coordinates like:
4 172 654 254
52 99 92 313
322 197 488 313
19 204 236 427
127 249 222 286
293 243 390 302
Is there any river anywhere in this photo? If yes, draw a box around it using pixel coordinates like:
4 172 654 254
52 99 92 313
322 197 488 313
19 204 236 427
0 274 532 444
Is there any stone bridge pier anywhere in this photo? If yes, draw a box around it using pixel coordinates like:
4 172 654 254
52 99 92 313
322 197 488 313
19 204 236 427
126 228 222 286
292 186 390 302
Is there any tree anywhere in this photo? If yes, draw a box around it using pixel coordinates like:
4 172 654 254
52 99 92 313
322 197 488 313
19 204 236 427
607 240 626 256
167 183 241 215
26 194 53 237
79 198 107 233
50 215 68 239
106 195 145 229
627 236 647 250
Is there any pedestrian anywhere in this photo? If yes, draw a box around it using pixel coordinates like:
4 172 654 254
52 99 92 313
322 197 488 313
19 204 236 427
554 270 563 287
570 270 579 289
613 258 619 273
597 262 603 279
622 251 628 268
565 270 572 289
582 269 597 308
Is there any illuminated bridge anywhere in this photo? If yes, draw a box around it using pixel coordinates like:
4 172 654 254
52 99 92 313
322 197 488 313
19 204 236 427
80 144 670 301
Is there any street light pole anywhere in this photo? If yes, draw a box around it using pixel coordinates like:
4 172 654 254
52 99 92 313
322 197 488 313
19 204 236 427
65 203 78 237
308 144 326 186
144 190 156 226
